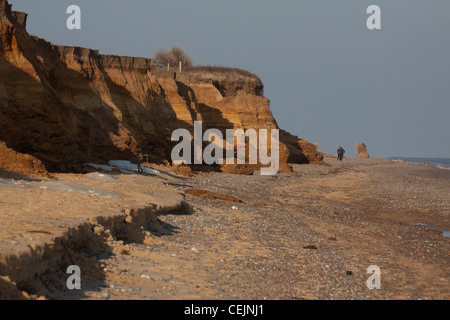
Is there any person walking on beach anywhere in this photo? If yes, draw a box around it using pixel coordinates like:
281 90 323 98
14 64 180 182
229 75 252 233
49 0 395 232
136 152 144 173
337 146 345 161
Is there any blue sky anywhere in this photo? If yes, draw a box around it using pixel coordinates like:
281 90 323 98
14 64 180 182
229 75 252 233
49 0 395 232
8 0 450 158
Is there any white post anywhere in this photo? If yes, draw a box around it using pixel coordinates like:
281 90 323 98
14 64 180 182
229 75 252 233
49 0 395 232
179 61 182 73
167 63 169 71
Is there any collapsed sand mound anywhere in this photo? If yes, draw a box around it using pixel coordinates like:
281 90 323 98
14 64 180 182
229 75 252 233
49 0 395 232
0 141 48 177
355 143 370 159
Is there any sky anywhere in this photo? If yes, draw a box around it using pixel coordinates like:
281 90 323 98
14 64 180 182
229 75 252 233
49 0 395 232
8 0 450 158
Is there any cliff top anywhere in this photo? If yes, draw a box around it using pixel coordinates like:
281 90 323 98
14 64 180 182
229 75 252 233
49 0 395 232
2 0 262 95
183 66 261 82
177 66 264 97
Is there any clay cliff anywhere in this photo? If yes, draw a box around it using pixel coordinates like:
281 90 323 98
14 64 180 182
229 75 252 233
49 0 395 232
0 0 323 175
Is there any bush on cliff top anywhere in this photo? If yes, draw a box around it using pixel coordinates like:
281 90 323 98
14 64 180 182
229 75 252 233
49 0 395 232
153 45 194 68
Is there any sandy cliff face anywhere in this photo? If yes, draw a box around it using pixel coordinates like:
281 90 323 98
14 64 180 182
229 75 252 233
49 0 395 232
174 69 324 171
176 68 274 131
0 0 322 173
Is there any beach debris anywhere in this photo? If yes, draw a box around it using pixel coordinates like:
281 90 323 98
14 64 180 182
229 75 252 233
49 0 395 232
232 206 238 210
109 160 161 174
191 247 200 253
84 172 116 182
346 271 353 276
409 223 450 238
86 160 161 175
140 274 153 281
303 245 318 250
0 177 119 198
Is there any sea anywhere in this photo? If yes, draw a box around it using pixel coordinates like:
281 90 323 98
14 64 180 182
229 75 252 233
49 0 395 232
388 157 450 170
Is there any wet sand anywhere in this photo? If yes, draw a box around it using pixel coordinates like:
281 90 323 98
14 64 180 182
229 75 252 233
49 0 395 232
0 158 449 299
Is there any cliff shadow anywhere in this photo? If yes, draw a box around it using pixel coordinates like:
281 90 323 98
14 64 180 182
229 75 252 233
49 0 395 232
98 68 179 164
174 80 201 130
0 57 139 172
0 168 45 182
279 130 321 165
191 102 236 173
11 231 112 300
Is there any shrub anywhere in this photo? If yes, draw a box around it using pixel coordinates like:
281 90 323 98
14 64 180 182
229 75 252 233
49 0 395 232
153 45 194 68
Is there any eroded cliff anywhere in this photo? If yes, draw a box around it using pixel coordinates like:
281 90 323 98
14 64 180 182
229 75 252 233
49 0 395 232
0 0 323 174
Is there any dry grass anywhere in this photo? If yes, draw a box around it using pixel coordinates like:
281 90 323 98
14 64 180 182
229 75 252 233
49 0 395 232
183 65 260 81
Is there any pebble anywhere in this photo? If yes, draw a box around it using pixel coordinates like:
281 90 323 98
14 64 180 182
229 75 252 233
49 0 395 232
140 274 153 280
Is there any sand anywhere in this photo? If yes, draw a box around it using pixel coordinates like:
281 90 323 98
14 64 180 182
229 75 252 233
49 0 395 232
0 158 449 300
